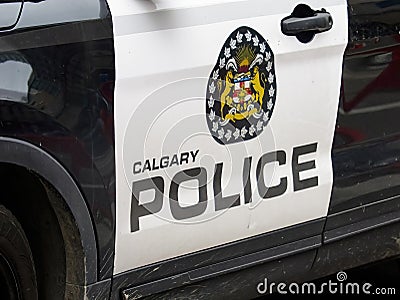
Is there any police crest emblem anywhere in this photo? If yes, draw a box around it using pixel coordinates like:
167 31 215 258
206 26 277 144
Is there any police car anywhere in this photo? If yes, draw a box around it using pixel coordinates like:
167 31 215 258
0 0 399 299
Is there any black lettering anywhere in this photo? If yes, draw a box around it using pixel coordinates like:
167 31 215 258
152 158 159 171
243 157 252 204
130 177 164 232
190 149 200 162
169 167 208 220
214 163 240 211
180 152 189 165
256 151 287 198
142 159 151 172
292 143 318 191
169 154 179 167
160 156 169 168
133 161 142 174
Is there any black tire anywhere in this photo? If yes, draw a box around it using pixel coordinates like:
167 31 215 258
0 205 38 300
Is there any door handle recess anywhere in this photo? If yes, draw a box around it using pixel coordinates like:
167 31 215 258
281 4 333 43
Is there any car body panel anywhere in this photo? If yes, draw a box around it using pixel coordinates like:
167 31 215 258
0 0 399 298
0 0 116 281
328 0 400 239
108 0 348 274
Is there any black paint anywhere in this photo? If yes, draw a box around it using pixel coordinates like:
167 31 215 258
0 0 116 280
256 150 287 198
130 177 164 233
292 143 318 192
169 167 208 220
214 163 241 211
331 0 400 214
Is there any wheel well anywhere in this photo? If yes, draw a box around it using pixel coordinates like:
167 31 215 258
0 163 86 299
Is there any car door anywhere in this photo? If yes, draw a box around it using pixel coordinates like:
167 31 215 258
313 0 400 275
107 0 348 285
0 0 23 30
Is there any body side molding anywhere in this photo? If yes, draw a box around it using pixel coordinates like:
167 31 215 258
112 218 324 298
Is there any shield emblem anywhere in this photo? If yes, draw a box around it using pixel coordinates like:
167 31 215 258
206 26 277 145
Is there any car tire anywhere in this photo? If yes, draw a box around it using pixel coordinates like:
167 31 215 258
0 205 38 300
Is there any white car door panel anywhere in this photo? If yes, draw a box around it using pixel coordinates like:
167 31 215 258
107 0 348 274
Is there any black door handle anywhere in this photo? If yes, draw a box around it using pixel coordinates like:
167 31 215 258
281 12 333 36
281 5 333 43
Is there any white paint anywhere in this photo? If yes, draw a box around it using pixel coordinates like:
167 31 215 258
108 0 247 16
108 0 348 274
